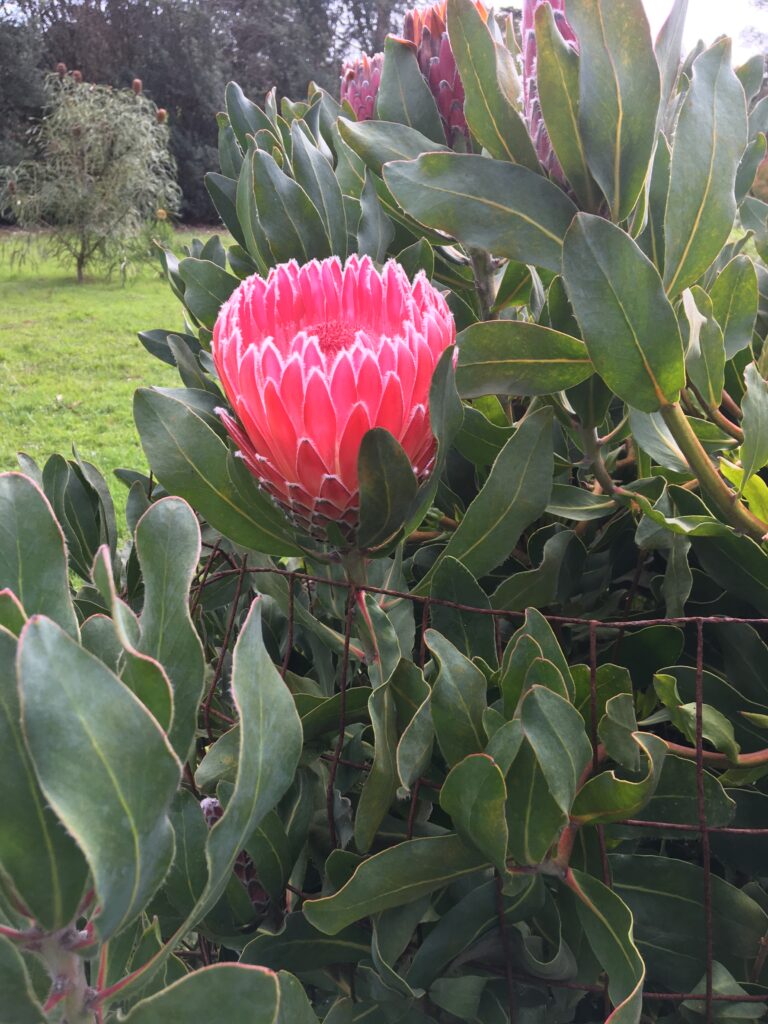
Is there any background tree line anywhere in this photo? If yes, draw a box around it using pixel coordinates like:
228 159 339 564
0 0 412 221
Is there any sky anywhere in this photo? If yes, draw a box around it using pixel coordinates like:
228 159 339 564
641 0 767 63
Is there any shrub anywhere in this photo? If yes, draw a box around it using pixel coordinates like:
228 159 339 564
0 72 180 281
3 1 768 1022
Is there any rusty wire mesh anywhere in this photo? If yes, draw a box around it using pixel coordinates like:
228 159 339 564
194 552 768 1022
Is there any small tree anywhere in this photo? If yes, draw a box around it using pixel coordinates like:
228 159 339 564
1 72 180 281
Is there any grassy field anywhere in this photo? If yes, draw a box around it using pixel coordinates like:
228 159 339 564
0 231 210 529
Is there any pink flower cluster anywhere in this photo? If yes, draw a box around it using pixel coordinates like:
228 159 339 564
340 52 383 121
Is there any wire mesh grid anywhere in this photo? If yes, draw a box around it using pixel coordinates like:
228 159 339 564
195 551 768 1022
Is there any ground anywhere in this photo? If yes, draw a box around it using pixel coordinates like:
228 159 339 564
0 230 215 528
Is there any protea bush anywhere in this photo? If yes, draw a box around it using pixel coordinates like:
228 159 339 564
3 1 768 1022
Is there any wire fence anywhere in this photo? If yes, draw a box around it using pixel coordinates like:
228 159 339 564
195 550 768 1023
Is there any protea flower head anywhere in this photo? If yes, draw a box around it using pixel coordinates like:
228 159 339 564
340 53 383 121
522 0 578 181
401 0 489 146
212 255 455 543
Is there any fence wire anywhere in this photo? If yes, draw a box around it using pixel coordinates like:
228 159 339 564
193 550 768 1023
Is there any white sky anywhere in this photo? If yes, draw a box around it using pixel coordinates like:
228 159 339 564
642 0 768 63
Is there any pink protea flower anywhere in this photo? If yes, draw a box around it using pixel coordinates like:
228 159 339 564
522 0 578 181
340 53 384 121
401 0 489 146
212 255 455 543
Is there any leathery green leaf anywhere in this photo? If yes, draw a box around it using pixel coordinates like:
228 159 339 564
447 0 539 169
18 616 181 940
567 869 645 1024
240 914 370 972
520 685 592 816
376 35 445 145
663 40 748 297
740 362 768 487
418 407 554 590
0 473 78 638
440 753 508 872
426 629 487 767
683 286 725 411
709 255 759 358
303 834 488 934
135 497 205 762
572 730 668 824
567 0 660 222
383 153 578 272
0 627 88 930
456 320 592 398
563 213 685 412
0 935 46 1024
357 428 417 551
250 149 331 262
121 964 309 1023
505 738 567 865
430 556 497 667
338 118 448 177
197 599 303 920
134 388 303 557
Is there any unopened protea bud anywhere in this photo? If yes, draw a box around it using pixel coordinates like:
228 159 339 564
156 107 168 124
200 798 268 908
522 0 578 181
132 77 142 95
55 62 67 78
401 0 489 146
72 69 83 84
340 53 383 121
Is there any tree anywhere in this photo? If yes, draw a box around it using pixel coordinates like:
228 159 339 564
1 73 180 281
0 14 46 168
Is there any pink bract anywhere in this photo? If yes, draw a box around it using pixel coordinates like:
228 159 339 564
340 53 384 121
522 0 578 183
212 255 455 541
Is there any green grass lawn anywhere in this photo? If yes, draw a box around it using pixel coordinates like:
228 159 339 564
0 231 209 529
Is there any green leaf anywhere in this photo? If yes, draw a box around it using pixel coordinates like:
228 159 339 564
440 753 508 872
205 173 250 254
683 286 725 410
663 40 748 297
135 498 205 762
430 556 497 666
122 964 314 1023
563 213 685 412
354 683 399 854
0 627 88 930
338 118 448 177
196 600 303 921
572 730 668 825
383 153 578 272
177 258 239 330
655 0 689 118
225 82 276 152
0 473 78 638
545 485 616 522
611 853 768 990
567 0 660 221
303 834 488 935
134 388 303 557
636 134 671 273
491 531 584 611
654 672 740 763
456 321 592 398
567 869 645 1024
627 754 735 830
290 122 347 257
0 589 26 635
250 149 331 262
419 407 554 590
505 738 567 865
534 2 600 209
520 686 592 816
447 0 539 169
234 150 272 271
18 616 180 940
0 935 45 1024
241 914 370 971
376 36 445 145
513 608 576 700
356 170 394 262
426 629 487 767
741 362 768 486
628 409 689 473
710 255 759 358
357 428 417 551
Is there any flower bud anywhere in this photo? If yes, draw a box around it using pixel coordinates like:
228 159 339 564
522 0 578 182
340 53 383 121
156 107 167 124
72 69 82 84
132 77 142 95
55 62 67 78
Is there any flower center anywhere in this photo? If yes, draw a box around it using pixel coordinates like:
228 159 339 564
306 320 359 356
